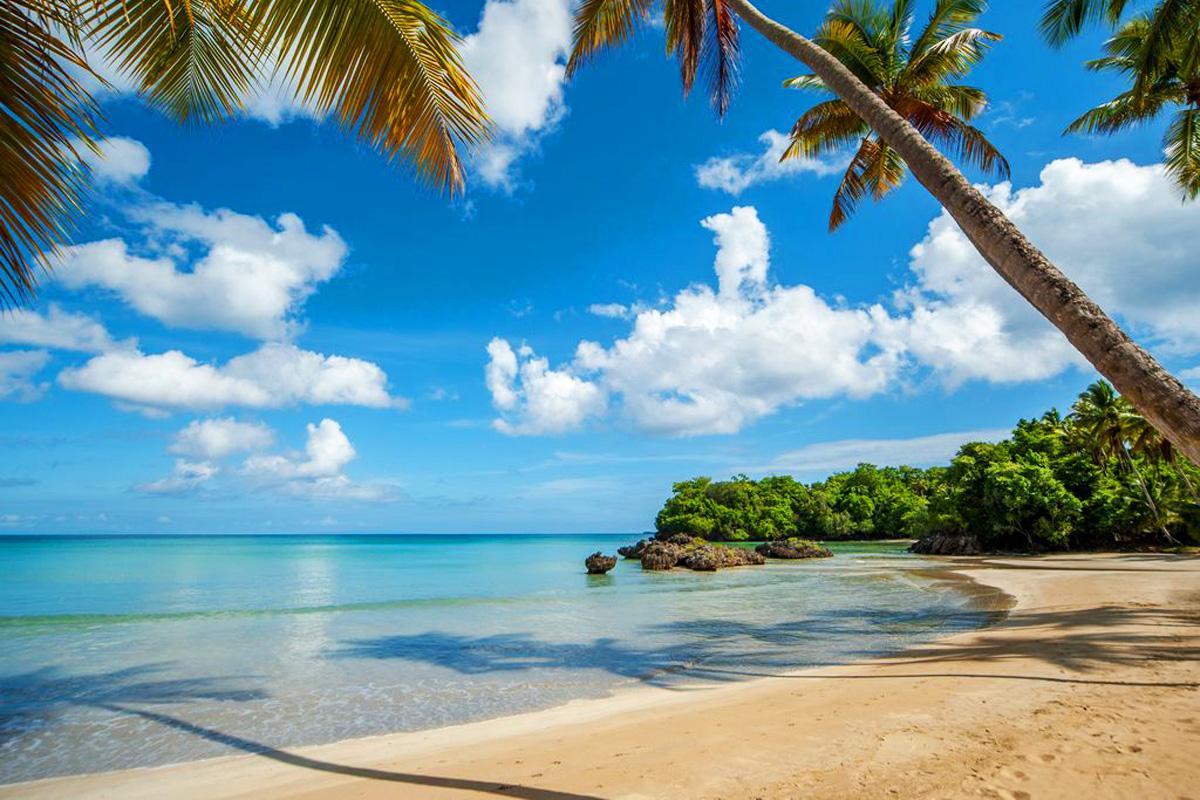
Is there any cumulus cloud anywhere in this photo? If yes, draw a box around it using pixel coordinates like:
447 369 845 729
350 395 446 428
0 305 124 353
55 205 347 340
0 351 50 402
892 158 1200 376
139 418 395 501
58 342 400 413
461 0 571 190
695 130 848 195
485 338 607 435
169 418 276 460
76 136 151 185
487 206 900 436
241 419 396 500
486 160 1200 436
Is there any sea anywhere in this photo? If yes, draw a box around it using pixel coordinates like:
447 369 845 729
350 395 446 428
0 534 997 784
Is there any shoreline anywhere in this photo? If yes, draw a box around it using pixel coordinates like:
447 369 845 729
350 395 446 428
4 553 1198 799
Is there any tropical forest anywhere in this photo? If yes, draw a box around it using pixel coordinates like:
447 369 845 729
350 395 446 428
656 382 1200 550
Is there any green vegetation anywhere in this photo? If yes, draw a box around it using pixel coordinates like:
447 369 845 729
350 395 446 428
655 381 1200 550
1046 0 1200 199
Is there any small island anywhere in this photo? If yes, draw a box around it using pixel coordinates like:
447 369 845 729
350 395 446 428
589 381 1199 572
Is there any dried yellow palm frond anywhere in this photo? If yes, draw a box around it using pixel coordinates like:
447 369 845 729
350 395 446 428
0 0 102 305
84 0 261 124
566 0 654 77
257 0 491 193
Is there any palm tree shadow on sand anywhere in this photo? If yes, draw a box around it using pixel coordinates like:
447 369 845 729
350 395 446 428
0 664 601 799
328 603 1200 690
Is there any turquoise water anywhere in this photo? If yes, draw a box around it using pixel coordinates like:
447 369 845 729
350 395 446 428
0 535 991 784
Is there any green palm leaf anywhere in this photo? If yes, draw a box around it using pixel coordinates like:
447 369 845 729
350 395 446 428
0 0 101 305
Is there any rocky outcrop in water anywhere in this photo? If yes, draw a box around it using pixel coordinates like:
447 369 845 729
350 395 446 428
618 539 649 559
755 538 834 560
640 541 685 570
908 534 982 555
585 552 618 574
680 544 766 571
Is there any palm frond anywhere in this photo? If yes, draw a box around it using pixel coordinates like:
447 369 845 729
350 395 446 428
701 0 740 115
1164 107 1200 199
1040 0 1130 46
829 136 878 230
1065 86 1182 134
0 0 102 306
860 138 905 199
814 19 887 86
910 0 989 58
782 74 828 92
85 0 262 124
566 0 654 77
255 0 490 193
904 26 1001 85
784 99 869 160
664 0 706 96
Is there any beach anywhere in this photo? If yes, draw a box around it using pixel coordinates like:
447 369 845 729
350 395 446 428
4 552 1197 799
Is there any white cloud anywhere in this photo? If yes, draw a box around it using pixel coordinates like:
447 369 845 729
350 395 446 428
241 419 395 500
587 303 632 319
486 163 1200 437
139 418 394 501
56 205 347 340
461 0 571 190
487 207 899 436
886 157 1200 385
756 429 1012 473
76 136 151 185
485 338 607 435
58 342 400 413
0 351 50 402
169 418 275 460
137 460 219 495
0 305 123 353
695 130 848 195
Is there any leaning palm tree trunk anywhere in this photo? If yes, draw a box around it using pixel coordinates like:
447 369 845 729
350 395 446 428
1119 443 1174 542
725 0 1200 465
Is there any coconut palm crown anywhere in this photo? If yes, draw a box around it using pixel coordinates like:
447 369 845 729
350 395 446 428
1 0 490 306
1065 13 1200 198
781 0 1010 230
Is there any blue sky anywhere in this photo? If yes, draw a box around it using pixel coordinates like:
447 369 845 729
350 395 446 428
2 0 1198 534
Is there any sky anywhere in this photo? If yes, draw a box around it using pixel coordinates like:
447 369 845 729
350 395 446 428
2 0 1198 534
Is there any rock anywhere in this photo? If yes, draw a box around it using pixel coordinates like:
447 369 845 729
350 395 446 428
679 544 766 571
755 538 834 560
640 541 684 571
618 539 649 559
585 552 618 574
909 534 983 555
654 531 697 546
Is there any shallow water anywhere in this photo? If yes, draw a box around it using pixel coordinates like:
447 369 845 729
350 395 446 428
0 534 992 783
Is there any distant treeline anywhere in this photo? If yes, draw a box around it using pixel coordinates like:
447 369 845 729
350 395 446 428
655 382 1200 550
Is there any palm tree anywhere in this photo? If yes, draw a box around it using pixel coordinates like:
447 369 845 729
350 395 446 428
1063 15 1200 198
566 0 1200 464
1125 404 1200 505
1069 380 1174 540
782 0 1009 230
1 0 489 305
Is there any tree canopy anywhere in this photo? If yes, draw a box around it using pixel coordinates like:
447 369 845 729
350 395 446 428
655 381 1200 550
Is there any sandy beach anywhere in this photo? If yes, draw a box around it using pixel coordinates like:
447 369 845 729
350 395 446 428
4 553 1198 800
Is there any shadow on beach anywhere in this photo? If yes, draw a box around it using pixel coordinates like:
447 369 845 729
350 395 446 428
0 665 600 799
